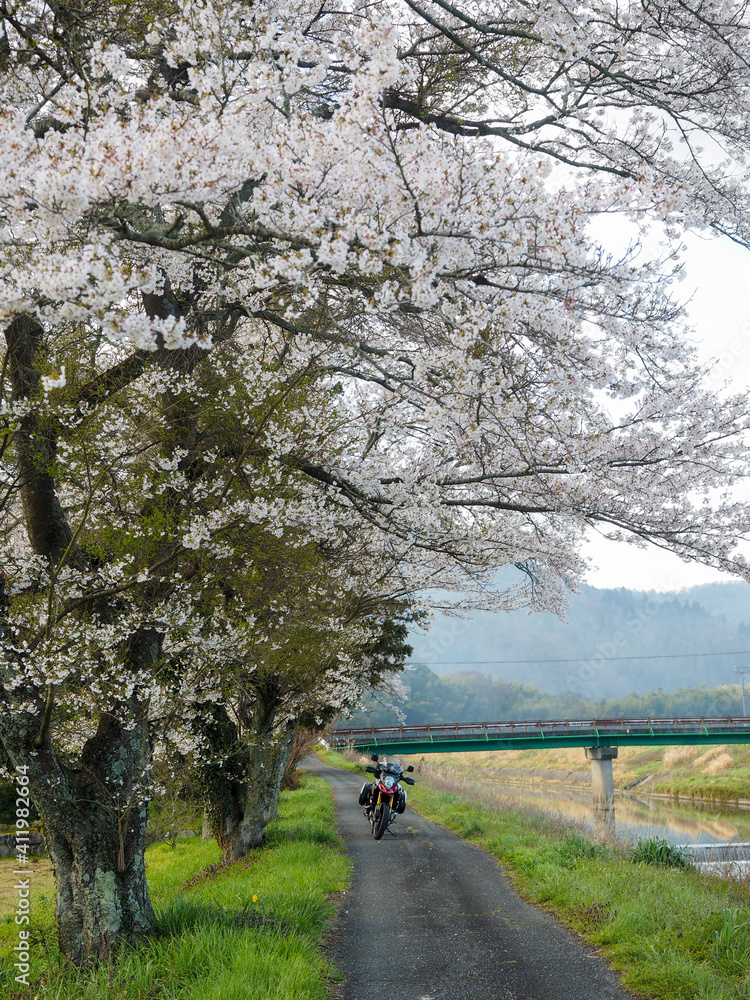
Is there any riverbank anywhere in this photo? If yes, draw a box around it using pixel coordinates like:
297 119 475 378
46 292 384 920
409 743 750 804
0 771 349 999
319 749 750 999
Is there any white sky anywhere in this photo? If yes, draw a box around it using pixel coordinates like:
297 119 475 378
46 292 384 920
583 231 750 592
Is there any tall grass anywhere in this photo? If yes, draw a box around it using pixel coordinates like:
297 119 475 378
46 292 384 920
0 772 350 1000
710 909 750 977
629 837 695 870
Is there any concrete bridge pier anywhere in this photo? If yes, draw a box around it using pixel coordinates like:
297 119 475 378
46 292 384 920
585 746 618 838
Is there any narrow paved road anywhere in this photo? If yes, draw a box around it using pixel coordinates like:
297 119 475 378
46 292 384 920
305 757 633 1000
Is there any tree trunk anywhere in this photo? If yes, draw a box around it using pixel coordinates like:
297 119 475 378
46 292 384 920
195 703 247 861
201 809 212 841
209 730 296 861
1 711 155 963
0 631 159 964
211 786 245 862
282 729 321 790
44 751 154 964
198 693 298 862
231 729 297 857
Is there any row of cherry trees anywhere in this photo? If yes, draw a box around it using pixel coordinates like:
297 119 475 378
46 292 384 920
2 0 750 965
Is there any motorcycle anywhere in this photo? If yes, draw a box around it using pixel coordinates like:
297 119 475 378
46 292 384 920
358 754 415 839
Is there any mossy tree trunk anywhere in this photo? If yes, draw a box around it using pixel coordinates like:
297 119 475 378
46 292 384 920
232 728 297 855
43 712 155 964
0 629 160 964
198 688 298 862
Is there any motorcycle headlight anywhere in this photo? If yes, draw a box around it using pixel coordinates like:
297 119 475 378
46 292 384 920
383 775 396 790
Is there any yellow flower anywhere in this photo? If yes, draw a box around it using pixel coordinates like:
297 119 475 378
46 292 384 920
252 894 258 902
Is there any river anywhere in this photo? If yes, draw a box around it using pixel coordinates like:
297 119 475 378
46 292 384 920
421 773 750 846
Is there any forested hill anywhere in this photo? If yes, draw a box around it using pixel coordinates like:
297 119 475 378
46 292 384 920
671 582 750 623
345 665 744 728
405 581 750 699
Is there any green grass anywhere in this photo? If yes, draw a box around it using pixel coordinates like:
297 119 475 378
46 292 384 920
629 837 695 870
316 748 363 774
652 772 750 802
0 772 349 999
320 749 750 1000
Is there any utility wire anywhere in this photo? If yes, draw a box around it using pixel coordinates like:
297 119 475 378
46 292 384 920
408 649 750 666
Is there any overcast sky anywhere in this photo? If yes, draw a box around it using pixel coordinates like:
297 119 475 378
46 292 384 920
584 231 750 592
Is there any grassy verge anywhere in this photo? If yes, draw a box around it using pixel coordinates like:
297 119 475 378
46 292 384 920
0 771 350 1000
316 749 362 774
319 749 750 1000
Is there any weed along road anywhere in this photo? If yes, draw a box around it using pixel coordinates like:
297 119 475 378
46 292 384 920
305 757 632 1000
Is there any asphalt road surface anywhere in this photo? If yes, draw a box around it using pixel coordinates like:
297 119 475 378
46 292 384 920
305 756 633 1000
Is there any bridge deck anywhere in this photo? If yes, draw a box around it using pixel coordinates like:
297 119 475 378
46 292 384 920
326 716 750 754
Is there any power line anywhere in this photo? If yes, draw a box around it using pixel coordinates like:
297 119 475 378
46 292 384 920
408 649 750 666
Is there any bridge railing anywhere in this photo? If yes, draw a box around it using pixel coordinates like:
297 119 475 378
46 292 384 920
326 716 750 745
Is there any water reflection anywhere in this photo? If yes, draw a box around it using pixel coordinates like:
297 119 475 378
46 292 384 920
439 775 750 845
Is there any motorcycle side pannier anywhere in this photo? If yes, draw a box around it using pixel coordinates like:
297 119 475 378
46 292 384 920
358 782 372 806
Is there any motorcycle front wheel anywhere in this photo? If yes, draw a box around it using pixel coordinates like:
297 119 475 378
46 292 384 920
372 801 390 839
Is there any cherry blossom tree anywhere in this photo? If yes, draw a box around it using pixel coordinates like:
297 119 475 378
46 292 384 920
189 531 413 861
1 0 750 964
0 321 359 961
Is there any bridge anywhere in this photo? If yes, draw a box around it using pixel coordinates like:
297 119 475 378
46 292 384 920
326 716 750 836
326 716 750 755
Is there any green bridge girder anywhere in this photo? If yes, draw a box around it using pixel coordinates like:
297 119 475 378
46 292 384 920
326 718 750 756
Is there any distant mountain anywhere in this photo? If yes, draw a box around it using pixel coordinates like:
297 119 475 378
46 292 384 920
406 581 750 698
660 581 750 623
